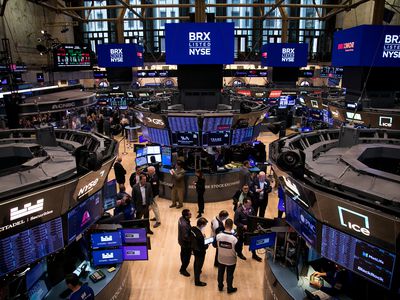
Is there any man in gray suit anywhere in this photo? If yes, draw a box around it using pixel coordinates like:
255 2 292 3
132 174 154 234
239 160 251 188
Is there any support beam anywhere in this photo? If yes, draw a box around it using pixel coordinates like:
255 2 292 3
195 0 206 22
261 0 285 20
372 0 385 24
0 0 8 17
27 0 85 22
324 0 370 21
116 0 143 21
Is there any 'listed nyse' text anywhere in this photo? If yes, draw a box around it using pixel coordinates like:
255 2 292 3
188 32 211 56
281 48 295 62
382 35 400 58
110 49 124 62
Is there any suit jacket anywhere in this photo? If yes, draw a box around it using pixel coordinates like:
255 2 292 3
234 205 255 232
114 162 126 184
129 172 140 189
190 226 208 254
147 173 160 197
239 167 251 188
132 182 153 209
252 178 272 202
172 168 185 189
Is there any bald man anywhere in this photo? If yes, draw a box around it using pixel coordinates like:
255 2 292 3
147 166 161 228
252 172 272 218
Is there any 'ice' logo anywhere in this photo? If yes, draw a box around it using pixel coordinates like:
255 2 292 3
338 206 370 236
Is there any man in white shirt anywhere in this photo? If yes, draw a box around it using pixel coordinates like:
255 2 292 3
216 218 238 294
211 210 229 267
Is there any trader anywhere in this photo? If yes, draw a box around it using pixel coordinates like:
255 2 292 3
170 160 186 209
216 218 238 294
113 157 126 190
132 174 154 234
178 209 192 277
65 273 94 300
211 210 229 267
234 198 262 262
239 160 251 188
190 217 209 287
252 171 272 217
147 166 161 228
232 184 254 211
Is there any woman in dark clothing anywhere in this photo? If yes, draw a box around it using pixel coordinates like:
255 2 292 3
194 169 206 218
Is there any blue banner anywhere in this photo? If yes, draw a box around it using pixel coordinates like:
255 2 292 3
97 44 144 67
261 43 308 67
332 25 400 67
165 22 235 64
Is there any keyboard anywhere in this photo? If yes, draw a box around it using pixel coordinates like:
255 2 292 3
28 280 48 300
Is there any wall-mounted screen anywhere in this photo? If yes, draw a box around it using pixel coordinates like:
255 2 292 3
91 231 122 249
103 179 117 210
321 225 396 289
54 44 92 70
92 248 123 266
147 154 161 163
261 43 308 67
285 195 318 249
67 191 103 243
147 128 171 146
172 132 199 147
202 117 233 132
0 217 64 278
231 127 254 145
168 116 199 132
97 43 144 67
202 131 230 147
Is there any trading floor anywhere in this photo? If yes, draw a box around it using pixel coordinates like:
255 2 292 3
110 131 279 299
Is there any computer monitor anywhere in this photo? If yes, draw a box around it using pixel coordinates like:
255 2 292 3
26 260 47 290
120 228 147 244
161 146 172 166
91 231 122 249
147 154 161 163
249 232 276 251
120 218 150 230
135 156 147 167
92 249 123 266
122 246 148 261
146 145 161 154
247 216 276 233
103 179 117 210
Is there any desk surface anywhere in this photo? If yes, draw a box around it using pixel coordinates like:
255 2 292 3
45 261 122 299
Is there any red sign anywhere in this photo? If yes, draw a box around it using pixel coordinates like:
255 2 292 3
269 90 282 98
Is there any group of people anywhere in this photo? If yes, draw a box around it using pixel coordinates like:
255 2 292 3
113 157 162 233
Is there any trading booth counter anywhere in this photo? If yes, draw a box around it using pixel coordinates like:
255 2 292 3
264 257 351 300
159 167 259 203
45 261 131 300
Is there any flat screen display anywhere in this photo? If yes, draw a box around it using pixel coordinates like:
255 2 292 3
146 146 161 154
94 71 107 79
120 228 147 244
36 73 45 83
285 195 318 249
261 43 308 67
165 22 235 64
67 191 103 243
135 156 147 167
103 179 117 210
299 69 314 77
231 127 254 145
91 231 122 249
97 43 144 67
202 131 230 147
92 249 123 266
319 67 343 78
172 132 199 147
147 154 161 163
147 128 171 146
0 218 64 277
161 147 172 166
168 116 199 132
136 148 146 157
321 225 396 289
122 246 148 261
26 260 47 290
202 117 233 131
249 233 276 251
54 44 92 70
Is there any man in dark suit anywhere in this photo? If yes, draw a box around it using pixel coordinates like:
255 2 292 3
190 217 209 287
113 157 126 190
129 166 142 189
234 198 262 262
239 160 251 188
132 174 153 234
232 184 254 211
251 171 272 217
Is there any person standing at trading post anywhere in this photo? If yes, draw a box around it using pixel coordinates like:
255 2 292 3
216 218 238 294
178 209 192 277
147 166 161 228
190 217 209 287
232 184 254 211
113 157 127 190
194 169 206 218
211 210 229 267
252 171 272 217
65 273 94 300
170 160 186 209
132 174 154 234
239 160 251 188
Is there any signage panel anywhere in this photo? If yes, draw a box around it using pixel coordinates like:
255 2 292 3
91 231 122 249
97 44 144 67
54 44 92 70
261 43 308 67
165 22 235 64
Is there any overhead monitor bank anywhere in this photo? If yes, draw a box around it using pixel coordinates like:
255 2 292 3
165 22 235 65
261 43 308 67
332 25 400 67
